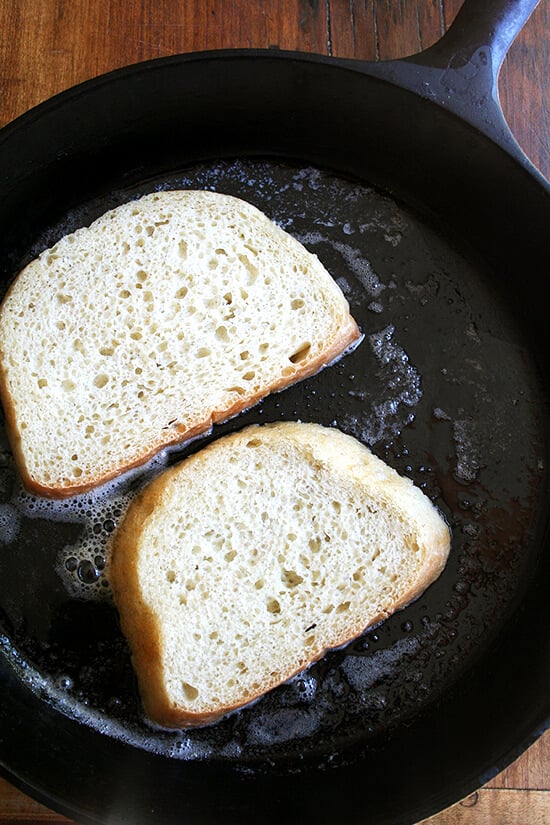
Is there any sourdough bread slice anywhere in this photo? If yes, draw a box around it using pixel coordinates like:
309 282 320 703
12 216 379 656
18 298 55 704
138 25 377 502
109 421 451 728
0 191 360 497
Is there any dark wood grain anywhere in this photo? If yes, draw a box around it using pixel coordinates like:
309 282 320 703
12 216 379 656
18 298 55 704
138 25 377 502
0 1 548 823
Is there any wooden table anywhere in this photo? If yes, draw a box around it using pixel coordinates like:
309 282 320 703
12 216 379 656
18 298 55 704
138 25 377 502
0 1 548 823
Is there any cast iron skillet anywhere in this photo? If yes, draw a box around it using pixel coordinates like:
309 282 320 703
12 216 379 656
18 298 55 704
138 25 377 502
0 0 549 823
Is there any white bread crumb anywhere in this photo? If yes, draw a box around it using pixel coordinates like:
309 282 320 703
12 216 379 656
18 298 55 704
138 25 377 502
0 191 360 496
109 421 451 728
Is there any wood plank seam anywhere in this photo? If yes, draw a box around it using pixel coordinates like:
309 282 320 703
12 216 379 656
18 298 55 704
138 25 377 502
325 0 333 54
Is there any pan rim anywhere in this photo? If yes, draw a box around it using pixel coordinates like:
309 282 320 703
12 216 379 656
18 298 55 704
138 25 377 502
0 51 549 825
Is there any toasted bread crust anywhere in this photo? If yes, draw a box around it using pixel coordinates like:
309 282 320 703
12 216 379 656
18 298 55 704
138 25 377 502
3 312 359 499
0 191 361 498
109 422 450 728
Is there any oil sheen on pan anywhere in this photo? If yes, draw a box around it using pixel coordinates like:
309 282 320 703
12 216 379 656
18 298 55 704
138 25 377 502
0 159 545 765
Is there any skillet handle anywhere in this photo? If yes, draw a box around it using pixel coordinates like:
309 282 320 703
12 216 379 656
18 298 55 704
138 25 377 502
414 0 539 73
356 0 543 176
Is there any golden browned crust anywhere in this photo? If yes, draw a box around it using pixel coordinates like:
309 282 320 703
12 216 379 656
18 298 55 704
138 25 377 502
2 315 361 499
108 482 171 722
113 473 392 728
109 421 450 729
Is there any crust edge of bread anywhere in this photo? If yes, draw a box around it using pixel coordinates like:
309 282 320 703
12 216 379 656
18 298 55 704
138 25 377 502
109 421 451 729
0 314 361 498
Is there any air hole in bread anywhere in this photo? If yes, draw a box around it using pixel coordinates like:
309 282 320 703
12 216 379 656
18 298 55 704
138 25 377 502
291 298 305 310
245 438 262 448
281 569 304 588
93 374 109 389
62 379 76 392
181 682 199 701
266 598 281 614
166 570 176 584
215 326 230 342
197 347 211 358
289 343 311 364
238 254 258 283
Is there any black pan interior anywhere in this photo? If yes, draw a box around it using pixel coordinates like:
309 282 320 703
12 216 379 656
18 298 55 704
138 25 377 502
0 54 549 825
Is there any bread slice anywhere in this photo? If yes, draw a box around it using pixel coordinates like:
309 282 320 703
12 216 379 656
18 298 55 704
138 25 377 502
0 191 360 497
109 421 451 728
